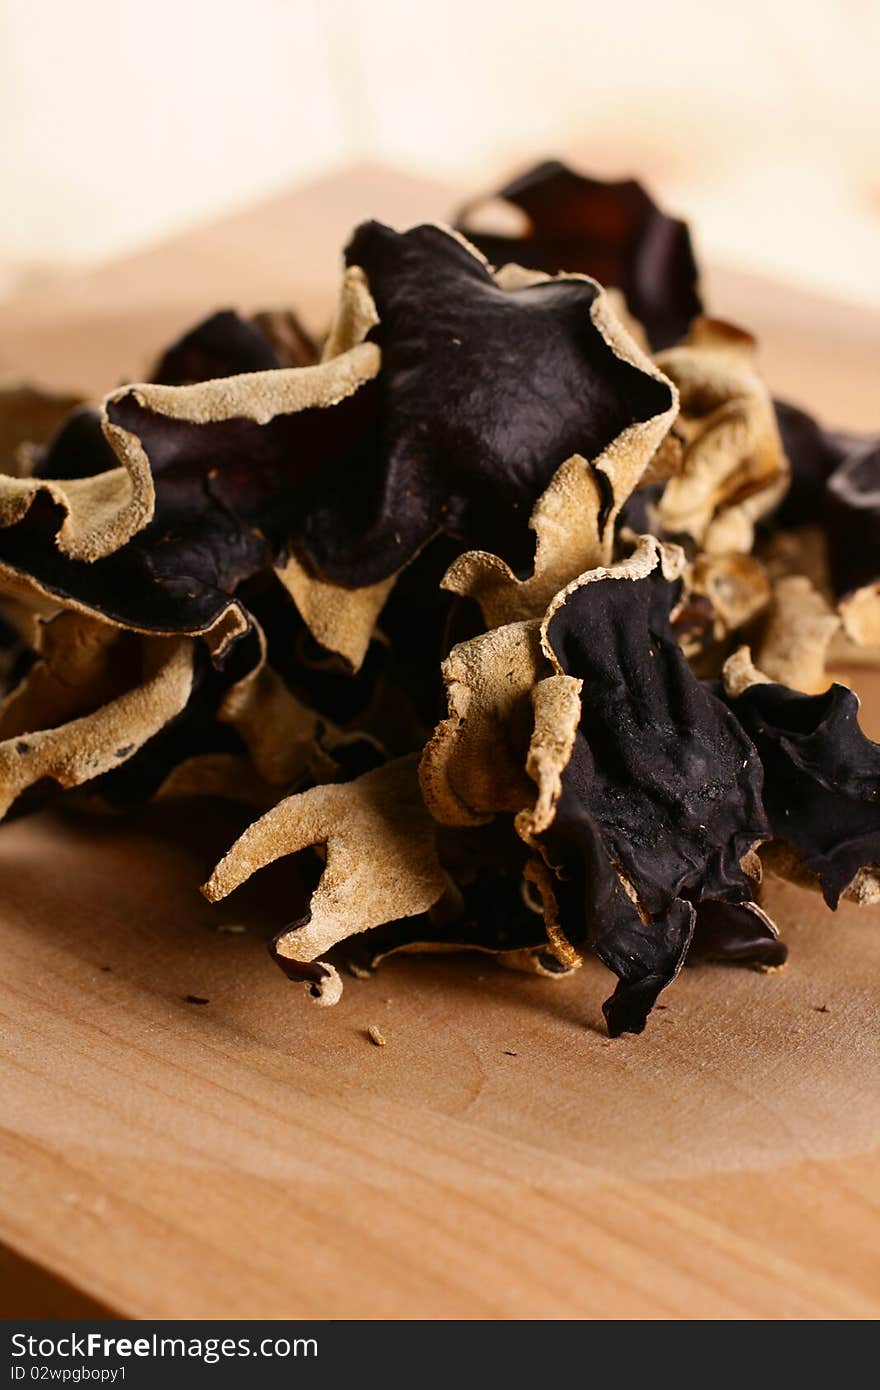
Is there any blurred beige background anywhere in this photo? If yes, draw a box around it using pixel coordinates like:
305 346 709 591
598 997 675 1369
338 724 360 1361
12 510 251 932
1 0 879 307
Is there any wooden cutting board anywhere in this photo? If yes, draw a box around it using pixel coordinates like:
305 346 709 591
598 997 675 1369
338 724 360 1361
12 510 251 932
1 166 878 1321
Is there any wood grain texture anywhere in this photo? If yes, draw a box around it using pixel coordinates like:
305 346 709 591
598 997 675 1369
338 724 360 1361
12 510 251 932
0 167 878 1320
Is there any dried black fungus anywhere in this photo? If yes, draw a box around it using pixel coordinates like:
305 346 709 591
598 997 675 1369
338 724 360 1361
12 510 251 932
457 159 702 349
775 399 880 597
688 899 787 968
536 545 768 1032
361 869 571 975
0 377 378 646
30 406 118 480
725 678 880 907
0 172 876 1039
540 768 697 1035
152 309 287 385
152 308 319 386
297 220 673 585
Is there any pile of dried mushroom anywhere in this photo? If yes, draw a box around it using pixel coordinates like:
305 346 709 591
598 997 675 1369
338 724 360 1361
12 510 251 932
1 161 878 1035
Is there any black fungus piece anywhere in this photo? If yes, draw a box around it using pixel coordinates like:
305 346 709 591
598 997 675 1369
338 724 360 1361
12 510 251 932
538 550 768 1033
774 399 880 596
773 401 839 527
295 220 673 586
252 310 320 370
152 309 285 385
546 560 766 911
375 535 471 727
0 383 379 643
615 480 663 538
540 761 696 1036
150 307 320 385
456 159 702 349
0 486 269 643
725 678 880 907
30 406 119 480
361 869 564 973
688 899 788 968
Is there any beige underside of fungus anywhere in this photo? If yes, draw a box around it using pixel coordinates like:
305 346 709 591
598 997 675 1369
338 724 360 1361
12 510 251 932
0 611 194 819
655 317 788 554
202 754 447 1005
755 575 841 694
419 620 549 826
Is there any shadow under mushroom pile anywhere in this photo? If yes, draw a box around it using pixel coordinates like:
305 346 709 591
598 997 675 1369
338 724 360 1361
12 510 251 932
1 161 878 1035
